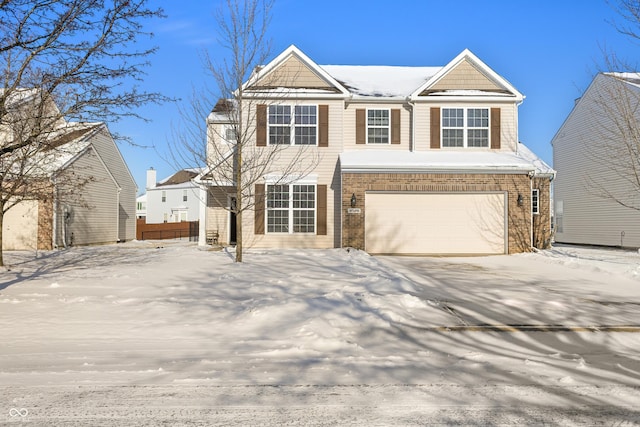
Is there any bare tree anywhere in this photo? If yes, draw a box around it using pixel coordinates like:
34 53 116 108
173 0 317 262
582 0 640 212
0 0 168 265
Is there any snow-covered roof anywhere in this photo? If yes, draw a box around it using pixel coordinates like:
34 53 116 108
320 65 441 98
341 145 554 176
604 72 640 90
37 122 103 175
516 142 555 177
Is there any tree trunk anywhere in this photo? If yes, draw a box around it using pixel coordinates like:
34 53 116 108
0 209 4 267
235 128 243 263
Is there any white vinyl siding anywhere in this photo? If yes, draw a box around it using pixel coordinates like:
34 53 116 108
552 73 640 247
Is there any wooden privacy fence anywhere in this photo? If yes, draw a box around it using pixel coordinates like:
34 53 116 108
136 219 199 241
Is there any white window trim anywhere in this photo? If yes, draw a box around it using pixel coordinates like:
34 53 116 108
532 189 540 215
441 107 490 148
267 104 319 146
366 108 391 145
265 182 317 234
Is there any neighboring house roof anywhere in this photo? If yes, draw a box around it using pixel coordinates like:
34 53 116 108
341 142 551 176
157 169 199 186
152 168 204 190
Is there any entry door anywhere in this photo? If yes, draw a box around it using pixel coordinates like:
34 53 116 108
229 196 237 245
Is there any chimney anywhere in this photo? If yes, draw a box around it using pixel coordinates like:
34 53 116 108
146 167 157 190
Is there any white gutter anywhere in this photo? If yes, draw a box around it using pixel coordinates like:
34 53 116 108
341 166 535 175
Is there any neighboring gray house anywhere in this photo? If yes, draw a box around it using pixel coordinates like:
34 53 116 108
143 168 203 224
552 72 640 247
3 121 137 250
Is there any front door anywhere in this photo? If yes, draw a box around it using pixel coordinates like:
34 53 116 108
229 197 237 245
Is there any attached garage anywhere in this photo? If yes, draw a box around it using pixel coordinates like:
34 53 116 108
364 192 507 255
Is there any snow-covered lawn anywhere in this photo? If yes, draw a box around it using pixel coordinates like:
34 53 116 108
1 241 639 425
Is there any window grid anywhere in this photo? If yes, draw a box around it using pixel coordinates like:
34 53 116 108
294 105 317 145
268 105 291 145
532 189 540 215
266 184 315 233
367 109 390 144
267 185 289 233
442 108 489 148
268 105 317 145
183 190 188 202
293 185 315 233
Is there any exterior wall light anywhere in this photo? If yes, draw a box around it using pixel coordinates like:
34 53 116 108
517 193 524 207
350 193 357 208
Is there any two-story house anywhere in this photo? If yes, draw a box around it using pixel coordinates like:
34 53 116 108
552 72 640 248
202 45 554 255
143 168 203 224
2 90 137 250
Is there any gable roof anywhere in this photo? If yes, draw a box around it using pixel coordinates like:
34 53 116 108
241 45 522 102
242 45 350 98
410 49 524 102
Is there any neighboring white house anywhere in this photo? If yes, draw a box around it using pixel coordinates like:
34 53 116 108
136 193 147 219
143 168 203 224
552 72 640 248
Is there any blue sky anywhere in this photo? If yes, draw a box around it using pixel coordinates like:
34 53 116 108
114 0 638 194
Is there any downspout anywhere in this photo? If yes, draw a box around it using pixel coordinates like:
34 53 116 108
407 98 416 152
529 170 534 251
198 184 207 246
52 179 58 249
116 187 121 242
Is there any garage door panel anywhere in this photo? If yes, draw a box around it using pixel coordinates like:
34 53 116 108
365 193 506 255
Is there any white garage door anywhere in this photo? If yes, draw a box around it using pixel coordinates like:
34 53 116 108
365 192 506 255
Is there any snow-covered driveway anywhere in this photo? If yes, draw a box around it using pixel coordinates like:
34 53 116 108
1 242 639 425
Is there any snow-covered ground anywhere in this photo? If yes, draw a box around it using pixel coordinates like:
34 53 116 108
1 241 639 425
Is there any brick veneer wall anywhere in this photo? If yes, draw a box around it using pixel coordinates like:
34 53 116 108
532 177 552 249
342 172 545 254
37 195 54 250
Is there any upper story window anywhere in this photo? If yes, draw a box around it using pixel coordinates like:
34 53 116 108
532 189 539 215
161 191 166 202
183 190 188 202
367 109 390 144
442 108 489 148
268 105 317 145
224 126 237 143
